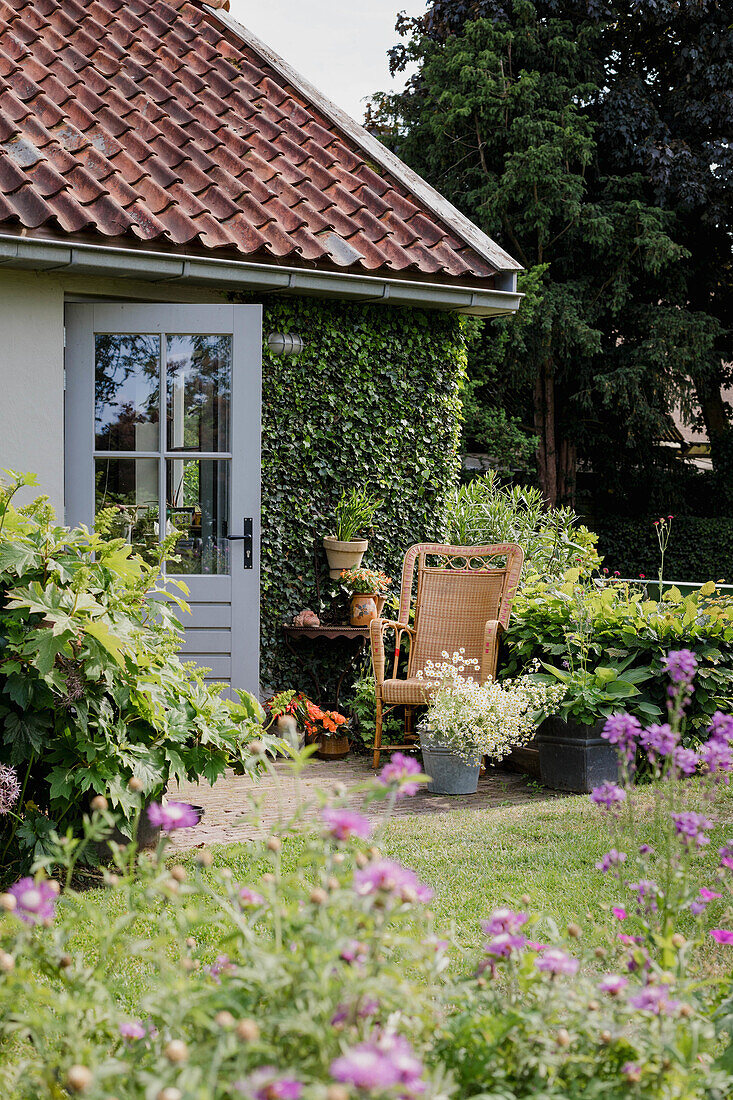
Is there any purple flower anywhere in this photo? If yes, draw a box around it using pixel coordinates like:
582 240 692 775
590 781 626 809
612 906 627 920
710 929 733 945
535 949 579 976
699 738 733 776
206 954 235 982
639 723 678 760
484 933 526 958
322 808 372 842
623 1063 642 1081
353 859 433 904
0 764 20 815
602 714 641 762
672 811 712 848
708 712 733 745
147 801 199 831
331 999 379 1026
628 984 679 1015
663 649 697 686
639 844 655 856
7 877 58 925
239 887 265 908
673 747 698 776
598 974 628 995
719 841 733 870
630 879 662 912
331 1035 424 1094
378 753 422 797
235 1068 303 1100
595 849 627 873
119 1020 147 1040
691 886 722 916
480 908 528 936
340 940 368 966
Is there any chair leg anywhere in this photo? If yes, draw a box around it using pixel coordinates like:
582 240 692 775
405 705 414 740
373 696 383 770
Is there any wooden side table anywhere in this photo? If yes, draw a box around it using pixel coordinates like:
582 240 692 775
282 623 370 706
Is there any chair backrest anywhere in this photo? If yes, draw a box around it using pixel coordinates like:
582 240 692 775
399 543 524 681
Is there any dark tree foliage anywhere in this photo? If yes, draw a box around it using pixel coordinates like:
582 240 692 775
376 0 732 508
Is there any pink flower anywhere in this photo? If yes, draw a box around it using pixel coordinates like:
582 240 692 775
535 949 579 976
239 887 265 907
340 940 368 966
235 1068 303 1100
147 801 199 831
598 974 628 995
628 984 679 1015
701 887 722 901
612 907 627 920
378 753 422 797
331 1035 423 1094
119 1020 147 1040
480 908 528 935
321 808 372 841
7 877 58 925
353 859 433 904
710 929 733 945
484 933 526 958
590 781 626 809
596 849 626 873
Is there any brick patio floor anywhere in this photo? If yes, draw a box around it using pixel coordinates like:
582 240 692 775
167 755 565 851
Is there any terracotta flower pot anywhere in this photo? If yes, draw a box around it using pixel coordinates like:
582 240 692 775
317 733 350 760
350 592 378 626
323 536 368 580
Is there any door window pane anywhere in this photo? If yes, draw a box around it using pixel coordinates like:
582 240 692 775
95 457 160 562
95 335 160 451
166 335 231 453
167 459 230 575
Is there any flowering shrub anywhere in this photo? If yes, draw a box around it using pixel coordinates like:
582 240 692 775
266 690 349 739
418 651 563 765
0 473 269 881
339 567 392 595
1 736 733 1098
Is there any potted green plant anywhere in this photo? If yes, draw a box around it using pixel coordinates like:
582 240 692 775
323 489 382 579
532 660 652 792
340 566 392 625
417 653 563 795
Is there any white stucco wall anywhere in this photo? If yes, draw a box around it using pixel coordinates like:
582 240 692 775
0 270 64 512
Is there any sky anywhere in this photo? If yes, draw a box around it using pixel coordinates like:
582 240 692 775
228 1 426 122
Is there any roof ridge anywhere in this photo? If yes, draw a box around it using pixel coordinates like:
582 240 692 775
204 5 522 274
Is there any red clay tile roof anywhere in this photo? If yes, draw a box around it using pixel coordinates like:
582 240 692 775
0 0 519 284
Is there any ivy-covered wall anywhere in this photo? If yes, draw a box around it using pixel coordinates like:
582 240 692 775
244 296 467 694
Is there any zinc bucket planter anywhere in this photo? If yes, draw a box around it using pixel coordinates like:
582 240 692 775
419 729 480 795
323 537 368 579
537 715 618 793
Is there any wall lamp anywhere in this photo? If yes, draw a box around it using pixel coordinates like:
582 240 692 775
267 333 304 356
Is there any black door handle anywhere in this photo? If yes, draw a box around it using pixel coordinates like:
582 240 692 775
224 518 253 569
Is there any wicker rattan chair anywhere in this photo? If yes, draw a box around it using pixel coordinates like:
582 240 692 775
369 542 524 768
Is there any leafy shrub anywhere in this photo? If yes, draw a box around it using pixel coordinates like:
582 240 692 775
503 571 733 737
0 473 268 877
445 473 600 579
1 745 732 1098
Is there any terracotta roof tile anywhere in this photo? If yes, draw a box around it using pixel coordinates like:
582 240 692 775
0 0 507 280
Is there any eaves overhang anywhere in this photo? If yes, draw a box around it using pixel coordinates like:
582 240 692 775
0 234 522 317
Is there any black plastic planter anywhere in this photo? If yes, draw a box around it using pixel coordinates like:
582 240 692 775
537 715 619 793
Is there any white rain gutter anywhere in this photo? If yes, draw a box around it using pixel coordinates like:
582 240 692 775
0 233 522 316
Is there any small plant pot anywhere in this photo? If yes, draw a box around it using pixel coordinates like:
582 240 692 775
537 715 619 793
317 734 350 760
419 732 480 795
323 536 368 580
350 592 378 626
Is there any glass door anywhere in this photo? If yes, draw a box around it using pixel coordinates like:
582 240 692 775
65 304 262 694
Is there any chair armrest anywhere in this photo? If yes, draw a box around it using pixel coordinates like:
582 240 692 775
481 619 504 682
370 619 414 685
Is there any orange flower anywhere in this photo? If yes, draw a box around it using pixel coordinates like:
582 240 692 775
333 712 347 726
323 716 336 733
